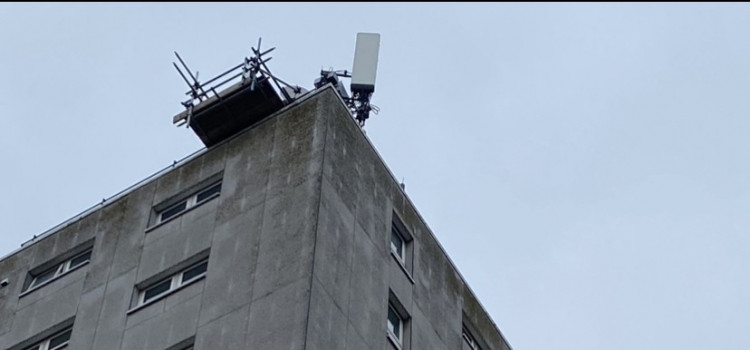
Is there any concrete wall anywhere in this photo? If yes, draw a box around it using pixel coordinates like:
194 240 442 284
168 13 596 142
0 87 330 350
0 86 511 350
306 88 513 350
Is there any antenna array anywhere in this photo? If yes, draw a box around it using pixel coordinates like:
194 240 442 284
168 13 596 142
314 33 381 127
172 38 303 127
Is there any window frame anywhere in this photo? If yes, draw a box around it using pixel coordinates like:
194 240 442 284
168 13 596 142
136 260 209 307
461 316 489 350
462 324 482 350
389 212 414 282
164 336 196 350
22 327 72 350
157 182 222 224
390 226 406 263
23 249 93 295
386 290 410 350
387 304 404 346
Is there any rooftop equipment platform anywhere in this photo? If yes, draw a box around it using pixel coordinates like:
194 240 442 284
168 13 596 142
172 39 304 147
172 75 284 147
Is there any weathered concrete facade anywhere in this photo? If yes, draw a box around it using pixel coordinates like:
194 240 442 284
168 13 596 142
0 86 512 350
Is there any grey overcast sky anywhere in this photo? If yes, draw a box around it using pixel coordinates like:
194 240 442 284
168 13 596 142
2 3 749 349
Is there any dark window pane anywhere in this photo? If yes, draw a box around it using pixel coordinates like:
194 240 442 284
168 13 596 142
69 250 92 269
48 329 72 349
387 307 401 339
30 267 58 288
160 201 187 222
181 261 208 283
143 279 172 303
196 183 221 203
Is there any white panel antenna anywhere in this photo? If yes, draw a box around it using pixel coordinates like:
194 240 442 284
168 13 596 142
351 33 380 94
313 32 382 127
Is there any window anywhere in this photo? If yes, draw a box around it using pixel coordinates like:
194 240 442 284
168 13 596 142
165 336 195 350
462 324 482 350
387 304 404 344
461 317 488 350
158 182 222 223
389 212 413 278
138 260 208 306
23 327 72 350
25 249 92 292
390 227 405 262
386 290 410 349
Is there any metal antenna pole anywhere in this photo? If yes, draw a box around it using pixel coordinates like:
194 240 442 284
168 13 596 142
252 46 291 101
173 62 197 98
175 52 208 99
172 37 306 132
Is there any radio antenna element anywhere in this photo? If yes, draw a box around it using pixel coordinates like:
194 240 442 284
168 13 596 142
314 33 381 127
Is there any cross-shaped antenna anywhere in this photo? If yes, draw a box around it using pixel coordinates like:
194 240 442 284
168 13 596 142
173 52 208 101
172 37 308 129
247 38 298 101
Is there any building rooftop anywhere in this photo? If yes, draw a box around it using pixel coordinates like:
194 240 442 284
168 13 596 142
0 84 512 350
